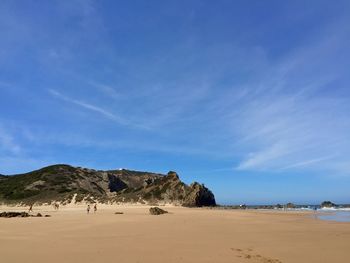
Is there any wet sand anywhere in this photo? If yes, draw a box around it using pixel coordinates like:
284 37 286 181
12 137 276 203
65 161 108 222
0 205 349 263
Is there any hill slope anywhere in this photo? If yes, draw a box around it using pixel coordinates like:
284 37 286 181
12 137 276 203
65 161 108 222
0 165 216 207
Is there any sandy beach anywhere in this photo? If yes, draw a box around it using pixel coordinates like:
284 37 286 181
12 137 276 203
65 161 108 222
0 205 349 263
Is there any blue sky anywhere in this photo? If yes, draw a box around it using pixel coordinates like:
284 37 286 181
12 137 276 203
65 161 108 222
1 0 350 204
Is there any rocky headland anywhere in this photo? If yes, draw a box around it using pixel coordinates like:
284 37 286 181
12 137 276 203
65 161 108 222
0 164 216 207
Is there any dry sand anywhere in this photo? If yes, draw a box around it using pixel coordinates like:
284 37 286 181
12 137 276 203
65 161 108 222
0 205 349 263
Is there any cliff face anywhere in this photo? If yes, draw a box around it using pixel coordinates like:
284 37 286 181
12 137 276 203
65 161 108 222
183 182 216 207
122 171 216 207
0 165 216 207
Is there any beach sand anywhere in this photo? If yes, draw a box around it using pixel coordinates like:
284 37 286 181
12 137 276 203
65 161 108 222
0 205 349 263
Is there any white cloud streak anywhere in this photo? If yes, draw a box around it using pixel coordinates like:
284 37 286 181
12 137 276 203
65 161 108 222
225 21 350 175
49 89 155 130
233 90 350 174
0 126 21 154
281 156 336 170
48 89 136 128
88 81 120 100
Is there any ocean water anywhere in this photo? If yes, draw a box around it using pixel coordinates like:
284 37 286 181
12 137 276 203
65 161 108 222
315 211 350 222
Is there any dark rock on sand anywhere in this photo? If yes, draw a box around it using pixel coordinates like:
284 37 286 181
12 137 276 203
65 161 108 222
149 207 168 215
0 212 29 218
0 212 50 218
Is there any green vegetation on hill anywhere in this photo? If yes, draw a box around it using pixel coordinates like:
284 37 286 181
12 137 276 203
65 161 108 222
0 165 216 207
0 165 77 201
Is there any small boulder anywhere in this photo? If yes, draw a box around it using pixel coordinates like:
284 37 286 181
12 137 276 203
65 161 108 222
149 207 168 215
115 212 124 214
36 213 43 217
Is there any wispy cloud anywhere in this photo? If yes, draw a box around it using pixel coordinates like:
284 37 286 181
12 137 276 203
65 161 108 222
233 91 350 174
281 156 336 170
48 89 141 128
236 143 290 171
227 21 350 175
0 81 11 88
89 81 120 100
232 77 350 174
0 126 21 154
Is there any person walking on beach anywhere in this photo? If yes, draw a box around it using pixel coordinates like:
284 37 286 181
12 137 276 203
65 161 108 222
87 205 90 214
28 204 33 213
94 204 97 213
53 202 59 210
313 206 318 219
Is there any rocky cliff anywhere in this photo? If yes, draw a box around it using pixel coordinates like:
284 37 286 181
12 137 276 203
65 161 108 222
0 165 216 207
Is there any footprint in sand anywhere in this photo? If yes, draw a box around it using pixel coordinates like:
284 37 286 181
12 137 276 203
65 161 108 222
230 247 282 263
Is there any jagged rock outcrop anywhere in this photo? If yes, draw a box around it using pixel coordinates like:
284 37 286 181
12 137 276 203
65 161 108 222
321 201 337 208
182 182 216 207
0 165 216 207
123 171 216 207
